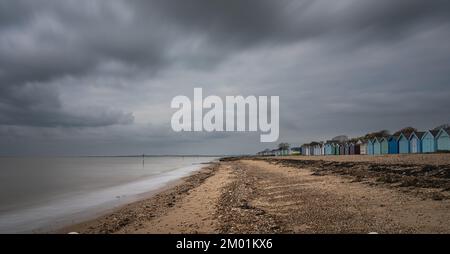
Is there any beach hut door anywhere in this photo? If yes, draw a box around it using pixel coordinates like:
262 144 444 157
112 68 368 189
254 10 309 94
411 139 417 153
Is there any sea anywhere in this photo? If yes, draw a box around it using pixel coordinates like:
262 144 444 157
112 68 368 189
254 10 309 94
0 156 218 233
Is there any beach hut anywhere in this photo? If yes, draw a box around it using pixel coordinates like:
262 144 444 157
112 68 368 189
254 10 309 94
301 145 309 156
344 143 350 155
339 143 345 155
358 139 367 155
409 132 424 154
324 142 332 155
436 128 450 151
330 143 335 155
421 130 438 153
332 143 339 155
310 142 321 156
349 143 355 155
380 137 389 154
303 144 311 156
324 141 338 155
398 133 409 154
373 138 381 155
388 136 399 154
367 139 374 155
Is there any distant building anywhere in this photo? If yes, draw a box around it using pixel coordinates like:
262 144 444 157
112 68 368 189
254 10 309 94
290 147 302 155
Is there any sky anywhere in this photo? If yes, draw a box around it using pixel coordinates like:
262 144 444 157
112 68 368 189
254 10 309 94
1 0 450 156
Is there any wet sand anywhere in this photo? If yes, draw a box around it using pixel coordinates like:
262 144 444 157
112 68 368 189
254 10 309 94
59 154 450 234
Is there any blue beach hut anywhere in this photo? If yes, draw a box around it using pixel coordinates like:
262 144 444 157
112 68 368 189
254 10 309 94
380 137 389 154
436 128 450 152
339 143 345 155
367 139 374 155
324 142 333 155
388 136 399 154
332 143 339 155
409 132 424 154
373 138 381 155
421 130 438 153
344 143 350 155
398 133 409 154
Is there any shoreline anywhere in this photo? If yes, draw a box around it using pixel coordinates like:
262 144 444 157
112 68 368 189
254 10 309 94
57 162 222 234
58 154 450 234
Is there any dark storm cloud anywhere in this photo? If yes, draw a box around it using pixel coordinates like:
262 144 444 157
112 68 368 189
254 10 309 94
141 0 450 47
0 0 450 154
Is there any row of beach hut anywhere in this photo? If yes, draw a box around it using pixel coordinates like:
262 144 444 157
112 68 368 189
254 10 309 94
301 128 450 156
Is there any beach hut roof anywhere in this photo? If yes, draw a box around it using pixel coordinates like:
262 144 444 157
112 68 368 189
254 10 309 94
409 131 425 140
421 130 439 140
372 137 381 143
437 128 450 137
388 135 399 141
430 129 440 136
397 132 408 141
358 138 369 144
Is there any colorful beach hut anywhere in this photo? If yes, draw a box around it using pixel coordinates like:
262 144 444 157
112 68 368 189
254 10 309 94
380 137 389 154
350 142 360 155
436 128 450 151
367 139 374 155
339 143 345 155
344 143 350 155
398 133 409 154
409 132 424 154
324 142 334 155
421 130 438 153
373 138 381 155
332 143 339 155
325 141 339 155
301 144 310 156
388 136 399 154
358 139 367 155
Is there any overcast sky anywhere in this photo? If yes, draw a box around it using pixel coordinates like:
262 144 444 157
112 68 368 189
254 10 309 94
1 0 450 156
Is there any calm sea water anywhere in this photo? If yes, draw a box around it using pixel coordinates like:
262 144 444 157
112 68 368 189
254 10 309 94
0 156 217 233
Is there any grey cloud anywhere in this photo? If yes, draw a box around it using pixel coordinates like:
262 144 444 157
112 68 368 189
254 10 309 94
0 0 450 155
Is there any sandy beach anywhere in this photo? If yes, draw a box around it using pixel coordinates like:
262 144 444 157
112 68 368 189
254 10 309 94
60 154 450 234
